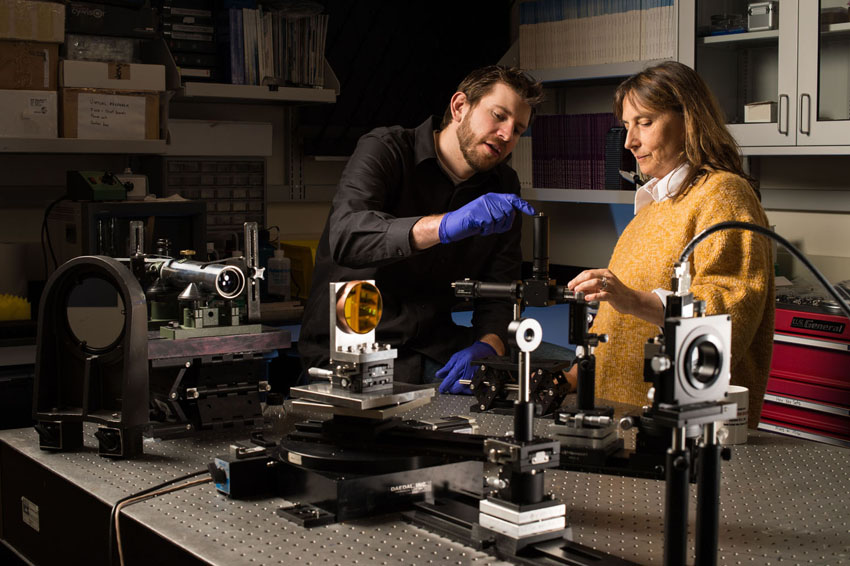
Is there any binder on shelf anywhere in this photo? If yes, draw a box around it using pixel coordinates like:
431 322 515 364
173 52 217 68
163 30 214 42
166 38 217 54
162 22 215 35
226 7 245 84
161 6 213 19
532 113 619 190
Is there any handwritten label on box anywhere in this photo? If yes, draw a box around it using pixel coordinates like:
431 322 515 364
77 93 145 139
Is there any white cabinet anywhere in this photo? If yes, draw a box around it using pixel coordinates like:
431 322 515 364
797 6 850 145
680 0 850 152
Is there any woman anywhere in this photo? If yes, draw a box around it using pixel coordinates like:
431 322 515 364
566 61 774 427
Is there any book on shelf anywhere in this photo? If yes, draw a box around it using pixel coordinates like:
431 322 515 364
236 7 328 87
161 6 213 20
519 0 675 71
179 66 218 82
242 7 257 85
173 52 217 67
228 7 245 84
531 113 619 190
174 2 329 89
162 22 215 35
167 37 217 53
164 29 214 42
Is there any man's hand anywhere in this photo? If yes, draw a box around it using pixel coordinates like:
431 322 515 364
438 193 536 244
437 341 497 395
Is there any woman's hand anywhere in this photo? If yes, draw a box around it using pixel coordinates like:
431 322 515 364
567 268 665 326
568 269 632 312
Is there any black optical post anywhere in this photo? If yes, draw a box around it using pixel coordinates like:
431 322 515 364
664 425 690 566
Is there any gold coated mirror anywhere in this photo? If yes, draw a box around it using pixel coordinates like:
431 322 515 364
336 281 383 334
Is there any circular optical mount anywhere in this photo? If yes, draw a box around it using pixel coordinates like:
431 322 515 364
335 280 383 334
682 332 724 390
215 265 245 299
508 317 543 353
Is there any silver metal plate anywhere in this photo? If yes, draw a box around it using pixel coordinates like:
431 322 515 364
289 381 435 409
290 394 432 419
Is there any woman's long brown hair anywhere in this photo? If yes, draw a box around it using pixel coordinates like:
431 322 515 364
613 61 758 198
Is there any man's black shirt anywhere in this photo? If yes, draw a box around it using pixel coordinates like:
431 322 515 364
298 116 524 382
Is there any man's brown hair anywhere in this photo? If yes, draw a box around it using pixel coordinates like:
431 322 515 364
440 65 544 129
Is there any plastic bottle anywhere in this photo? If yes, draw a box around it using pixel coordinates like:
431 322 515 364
267 249 291 300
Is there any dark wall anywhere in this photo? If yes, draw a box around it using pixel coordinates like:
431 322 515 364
300 0 514 156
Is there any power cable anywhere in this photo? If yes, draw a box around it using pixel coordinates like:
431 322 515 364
679 220 850 318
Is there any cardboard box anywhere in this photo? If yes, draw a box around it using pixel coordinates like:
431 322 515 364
0 88 57 137
60 88 159 140
0 41 58 90
744 101 778 123
61 60 166 92
0 0 64 43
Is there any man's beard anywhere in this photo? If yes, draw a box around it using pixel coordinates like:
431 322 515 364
457 116 503 173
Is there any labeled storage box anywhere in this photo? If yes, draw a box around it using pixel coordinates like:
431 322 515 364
60 60 166 91
747 2 777 32
744 101 777 123
0 88 57 137
0 0 65 43
0 40 58 90
60 88 159 139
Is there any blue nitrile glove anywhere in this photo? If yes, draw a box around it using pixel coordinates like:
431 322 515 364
438 193 536 244
437 341 498 395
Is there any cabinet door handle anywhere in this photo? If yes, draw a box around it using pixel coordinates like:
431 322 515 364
778 94 789 135
799 93 811 136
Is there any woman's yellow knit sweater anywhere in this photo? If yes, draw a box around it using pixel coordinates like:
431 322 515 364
591 171 775 427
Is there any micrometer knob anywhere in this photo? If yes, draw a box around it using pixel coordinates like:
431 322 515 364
307 368 333 380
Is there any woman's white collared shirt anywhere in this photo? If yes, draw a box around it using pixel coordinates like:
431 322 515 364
634 162 691 215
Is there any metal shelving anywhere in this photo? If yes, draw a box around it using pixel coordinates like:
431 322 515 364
0 138 168 154
177 77 337 105
529 58 672 84
699 29 780 46
522 188 635 205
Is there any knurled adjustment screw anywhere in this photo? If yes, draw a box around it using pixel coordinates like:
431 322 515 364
180 249 196 258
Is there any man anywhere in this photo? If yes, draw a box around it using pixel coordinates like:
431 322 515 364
298 65 544 394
